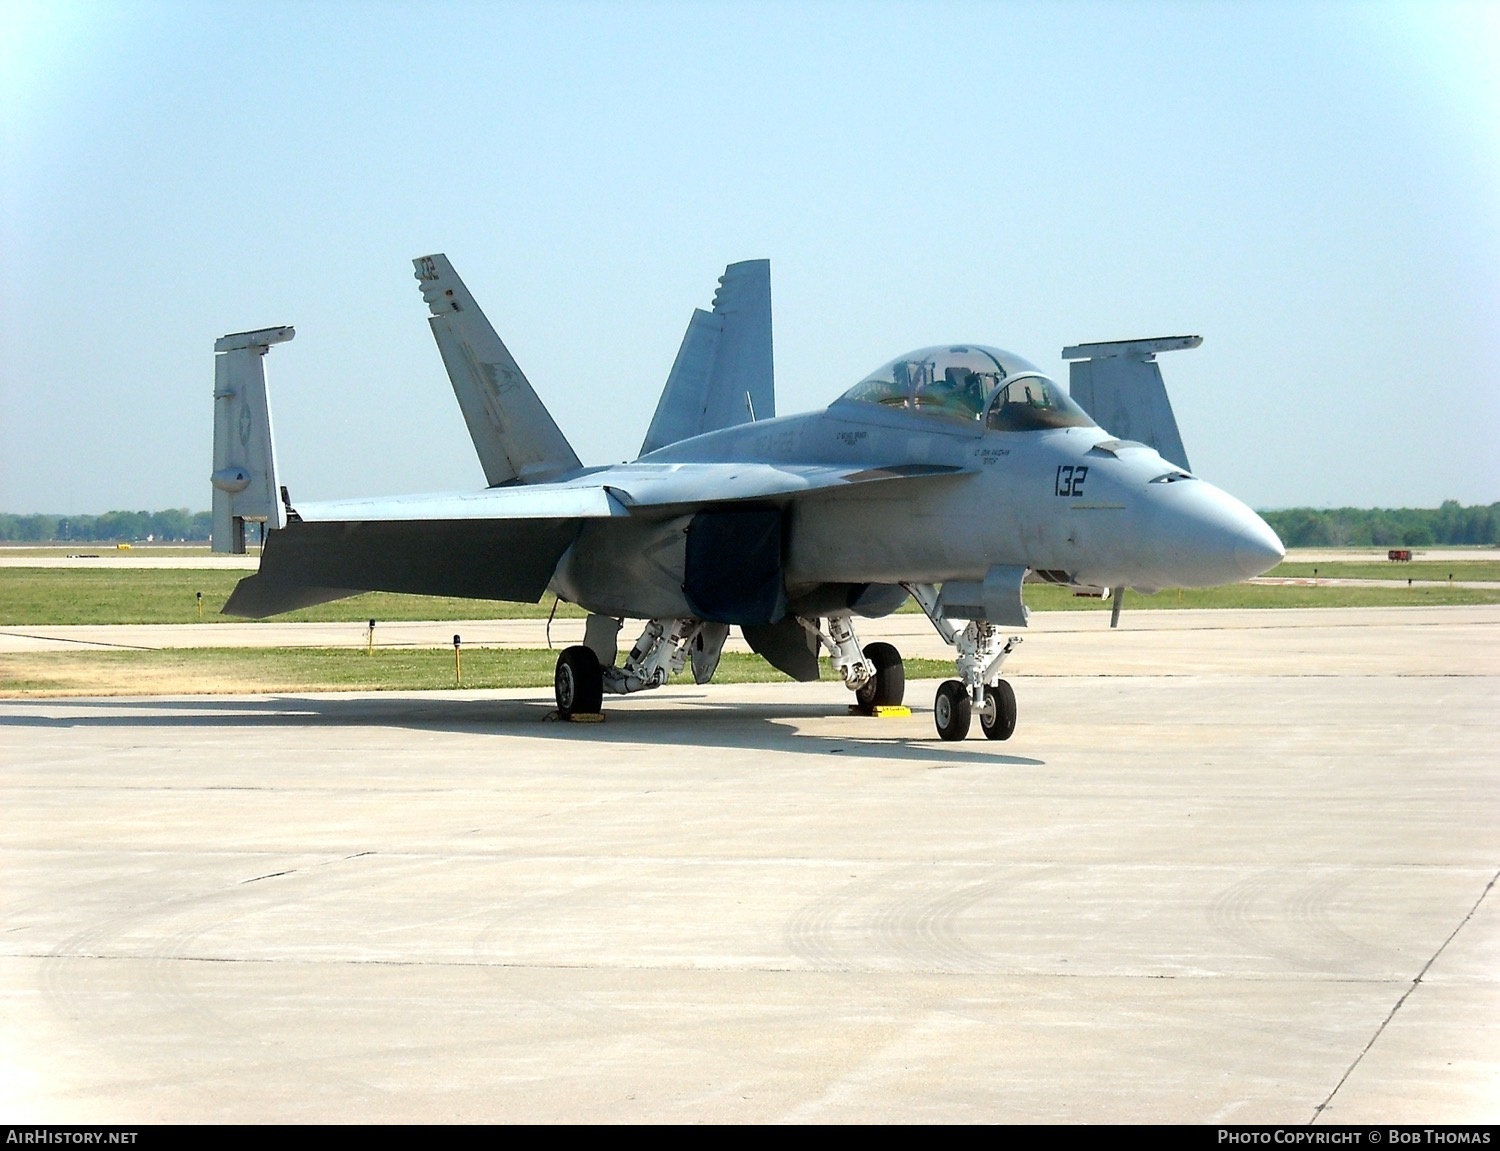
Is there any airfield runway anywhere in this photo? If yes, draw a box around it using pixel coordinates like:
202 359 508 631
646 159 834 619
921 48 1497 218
2 606 1496 1122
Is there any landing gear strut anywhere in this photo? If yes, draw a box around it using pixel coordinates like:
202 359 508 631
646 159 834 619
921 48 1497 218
553 616 725 719
905 582 1023 742
803 615 906 714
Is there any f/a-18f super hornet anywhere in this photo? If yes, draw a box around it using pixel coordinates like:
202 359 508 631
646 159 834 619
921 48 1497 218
211 255 1284 740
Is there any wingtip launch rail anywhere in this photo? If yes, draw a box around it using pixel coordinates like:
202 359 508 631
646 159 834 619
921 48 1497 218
210 325 294 554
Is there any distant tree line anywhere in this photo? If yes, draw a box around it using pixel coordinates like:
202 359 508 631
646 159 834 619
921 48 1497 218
1 501 1496 548
1259 501 1500 548
0 509 213 543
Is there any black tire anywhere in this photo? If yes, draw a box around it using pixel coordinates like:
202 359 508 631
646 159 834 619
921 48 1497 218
855 642 906 714
934 679 971 741
980 679 1017 741
555 645 603 717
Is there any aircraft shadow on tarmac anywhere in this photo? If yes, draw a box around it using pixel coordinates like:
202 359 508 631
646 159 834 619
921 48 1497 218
0 693 1044 768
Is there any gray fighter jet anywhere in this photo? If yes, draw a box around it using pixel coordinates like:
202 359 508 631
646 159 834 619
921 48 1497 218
211 256 1284 740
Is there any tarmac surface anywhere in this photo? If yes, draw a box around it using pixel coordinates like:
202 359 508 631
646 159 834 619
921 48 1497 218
2 606 1497 1122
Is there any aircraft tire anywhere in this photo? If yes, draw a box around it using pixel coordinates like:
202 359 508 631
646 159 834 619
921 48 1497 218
555 645 603 717
855 642 905 714
980 680 1017 741
934 680 971 741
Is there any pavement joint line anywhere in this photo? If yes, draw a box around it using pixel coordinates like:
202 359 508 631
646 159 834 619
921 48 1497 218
1309 864 1500 1125
0 630 157 650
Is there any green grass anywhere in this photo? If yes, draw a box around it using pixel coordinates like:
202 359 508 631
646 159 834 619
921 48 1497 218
0 568 583 625
4 565 1500 628
1016 582 1500 612
0 646 956 696
1266 560 1500 582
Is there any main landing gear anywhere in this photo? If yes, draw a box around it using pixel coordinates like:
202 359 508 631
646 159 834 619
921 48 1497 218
801 615 906 715
554 645 604 718
855 641 905 714
552 612 912 720
905 582 1022 742
552 599 1017 745
553 616 726 719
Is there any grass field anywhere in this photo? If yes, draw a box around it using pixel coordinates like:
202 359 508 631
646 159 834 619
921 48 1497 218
1267 560 1500 582
2 563 1498 627
1020 581 1500 612
0 647 956 697
0 568 587 625
4 560 1497 697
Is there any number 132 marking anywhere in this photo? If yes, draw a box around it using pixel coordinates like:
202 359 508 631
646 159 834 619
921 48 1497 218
1055 465 1088 497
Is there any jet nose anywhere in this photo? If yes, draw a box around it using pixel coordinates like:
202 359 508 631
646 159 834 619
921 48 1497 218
1233 513 1285 579
1139 481 1285 587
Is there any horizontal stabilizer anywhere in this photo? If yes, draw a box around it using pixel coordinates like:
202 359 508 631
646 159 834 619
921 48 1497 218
641 260 774 456
220 579 361 619
223 517 583 618
1061 336 1198 472
414 254 582 485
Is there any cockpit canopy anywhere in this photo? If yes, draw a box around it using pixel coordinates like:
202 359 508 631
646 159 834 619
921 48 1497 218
837 344 1096 432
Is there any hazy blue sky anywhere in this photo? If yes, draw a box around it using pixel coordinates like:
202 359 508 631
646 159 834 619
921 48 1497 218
3 0 1496 514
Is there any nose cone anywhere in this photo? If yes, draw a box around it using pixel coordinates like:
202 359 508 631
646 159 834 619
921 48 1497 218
1141 481 1285 587
1233 512 1285 579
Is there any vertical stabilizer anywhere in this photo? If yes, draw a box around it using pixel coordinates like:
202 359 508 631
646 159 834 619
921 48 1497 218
640 259 774 456
1061 335 1199 472
414 254 582 485
211 326 293 554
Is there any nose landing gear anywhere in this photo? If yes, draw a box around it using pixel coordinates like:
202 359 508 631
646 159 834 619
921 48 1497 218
934 680 971 740
905 582 1023 742
978 679 1017 741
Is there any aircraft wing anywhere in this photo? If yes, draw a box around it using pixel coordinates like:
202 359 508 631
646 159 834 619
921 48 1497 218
592 461 963 510
224 461 968 618
286 461 966 524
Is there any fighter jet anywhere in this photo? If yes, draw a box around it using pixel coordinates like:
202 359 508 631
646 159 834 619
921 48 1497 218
211 256 1284 740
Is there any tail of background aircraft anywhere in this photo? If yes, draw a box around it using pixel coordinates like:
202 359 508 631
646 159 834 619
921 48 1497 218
210 326 293 554
640 259 774 457
414 254 582 485
1061 335 1198 472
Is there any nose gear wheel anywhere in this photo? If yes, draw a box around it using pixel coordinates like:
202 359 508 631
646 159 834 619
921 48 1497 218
934 680 972 741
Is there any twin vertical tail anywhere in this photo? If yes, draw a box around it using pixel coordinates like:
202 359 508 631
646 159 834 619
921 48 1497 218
211 326 293 553
1061 335 1200 472
413 254 581 486
640 259 774 456
211 257 769 549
